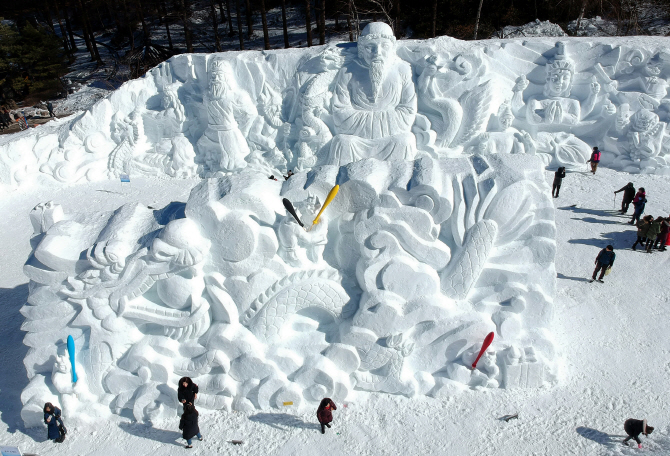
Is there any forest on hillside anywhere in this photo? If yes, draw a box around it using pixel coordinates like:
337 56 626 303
1 0 670 103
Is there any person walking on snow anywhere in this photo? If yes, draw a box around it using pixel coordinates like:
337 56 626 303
645 217 662 253
179 403 203 448
623 418 653 448
629 188 647 224
317 398 337 434
590 245 615 283
654 216 669 251
632 215 653 251
178 377 198 407
614 182 635 214
552 167 566 198
586 146 601 174
43 402 65 443
46 101 55 117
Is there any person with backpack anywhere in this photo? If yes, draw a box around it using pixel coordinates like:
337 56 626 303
552 167 566 198
179 403 203 449
590 245 615 283
623 418 653 448
178 377 198 407
645 217 663 253
43 402 66 443
632 215 653 251
586 146 601 174
629 188 647 224
316 398 337 434
614 182 636 214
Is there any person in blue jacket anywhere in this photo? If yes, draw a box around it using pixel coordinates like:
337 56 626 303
44 402 64 443
590 245 615 283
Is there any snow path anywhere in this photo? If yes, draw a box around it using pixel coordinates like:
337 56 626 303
0 168 669 455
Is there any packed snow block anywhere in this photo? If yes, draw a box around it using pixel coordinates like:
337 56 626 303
29 202 64 235
501 346 545 388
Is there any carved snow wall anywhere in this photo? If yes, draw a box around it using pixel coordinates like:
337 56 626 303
2 30 670 192
21 153 556 425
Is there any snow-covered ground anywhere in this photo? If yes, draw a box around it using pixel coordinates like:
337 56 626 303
1 166 669 455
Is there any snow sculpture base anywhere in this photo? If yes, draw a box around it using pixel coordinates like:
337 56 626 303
21 153 557 424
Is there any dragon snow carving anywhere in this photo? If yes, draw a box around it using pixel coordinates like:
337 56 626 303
21 156 556 427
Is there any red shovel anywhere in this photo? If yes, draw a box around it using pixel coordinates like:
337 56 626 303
471 332 495 369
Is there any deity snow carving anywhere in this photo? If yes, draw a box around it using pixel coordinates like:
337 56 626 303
248 84 289 170
611 52 669 109
325 22 417 166
197 57 256 172
470 101 537 156
277 194 327 267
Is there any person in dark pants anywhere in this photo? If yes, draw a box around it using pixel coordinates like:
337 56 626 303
586 146 601 174
178 376 199 407
590 245 615 283
316 398 337 434
629 188 647 224
632 215 653 251
47 101 55 117
43 402 65 443
645 217 662 253
654 217 669 251
614 182 635 214
552 167 566 198
179 403 203 449
623 418 653 448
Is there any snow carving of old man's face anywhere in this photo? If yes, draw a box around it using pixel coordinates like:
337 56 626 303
208 58 235 99
357 22 397 100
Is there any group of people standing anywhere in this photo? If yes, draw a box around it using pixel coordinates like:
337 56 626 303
615 183 670 253
175 377 338 448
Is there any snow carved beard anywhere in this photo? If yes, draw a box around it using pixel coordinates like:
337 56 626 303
369 60 386 101
210 79 227 100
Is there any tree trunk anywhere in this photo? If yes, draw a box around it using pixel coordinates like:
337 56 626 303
136 0 150 43
218 0 227 31
280 0 290 47
244 0 253 38
394 0 401 37
74 1 96 60
431 0 437 37
236 0 245 49
474 0 484 39
62 1 78 51
160 1 173 49
181 0 193 52
210 0 222 51
51 0 71 54
305 0 313 46
121 0 136 50
225 0 234 36
259 0 270 49
576 0 587 31
43 3 57 35
319 0 325 44
347 10 353 41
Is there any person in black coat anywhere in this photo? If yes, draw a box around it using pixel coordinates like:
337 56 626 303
552 167 566 198
179 403 203 448
590 245 615 283
43 402 65 443
614 182 636 214
623 418 653 448
178 376 199 407
316 398 337 434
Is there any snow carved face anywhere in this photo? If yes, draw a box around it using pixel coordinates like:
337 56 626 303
631 109 658 132
645 59 662 76
546 69 572 97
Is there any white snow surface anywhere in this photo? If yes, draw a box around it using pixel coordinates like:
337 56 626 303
1 167 669 454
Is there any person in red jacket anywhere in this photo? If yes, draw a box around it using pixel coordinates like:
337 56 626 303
316 398 337 434
586 146 601 174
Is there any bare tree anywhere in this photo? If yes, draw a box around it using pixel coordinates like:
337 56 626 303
210 0 222 51
305 0 313 46
319 0 326 44
225 0 234 36
474 0 484 39
244 0 253 38
280 0 290 47
432 0 437 37
259 0 270 49
236 0 245 49
181 0 194 52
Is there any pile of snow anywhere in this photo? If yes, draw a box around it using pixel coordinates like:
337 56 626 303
491 19 567 39
567 16 618 37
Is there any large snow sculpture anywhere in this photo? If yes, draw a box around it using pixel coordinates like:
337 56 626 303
5 29 670 189
21 153 557 424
